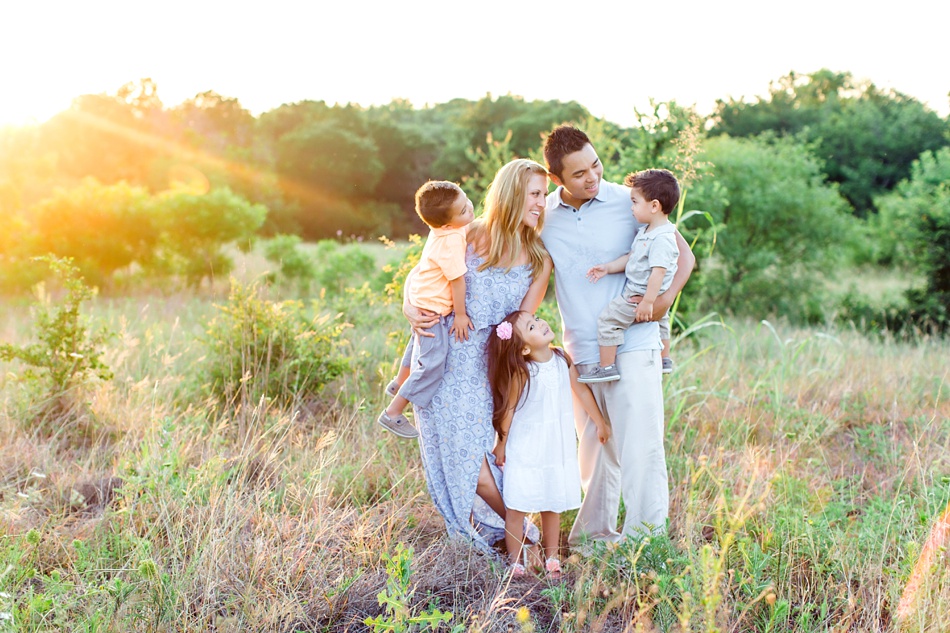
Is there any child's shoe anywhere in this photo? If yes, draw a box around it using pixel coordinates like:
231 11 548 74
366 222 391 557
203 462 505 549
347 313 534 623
577 364 621 383
385 379 401 397
377 411 419 439
544 557 563 580
509 562 527 578
662 356 674 375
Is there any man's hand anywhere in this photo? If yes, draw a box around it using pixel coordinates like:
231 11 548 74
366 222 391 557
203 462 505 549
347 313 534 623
595 421 612 444
586 264 609 283
404 302 440 338
450 313 474 342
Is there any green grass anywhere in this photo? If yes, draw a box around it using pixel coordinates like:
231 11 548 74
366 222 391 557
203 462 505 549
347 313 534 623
1 254 948 631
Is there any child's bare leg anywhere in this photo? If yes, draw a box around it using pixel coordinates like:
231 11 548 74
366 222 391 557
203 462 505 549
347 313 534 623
599 344 618 367
540 511 561 561
395 363 411 385
661 338 670 359
505 509 527 566
475 458 506 519
384 394 410 417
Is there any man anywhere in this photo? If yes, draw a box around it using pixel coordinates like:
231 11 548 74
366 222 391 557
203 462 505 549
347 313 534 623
540 125 695 543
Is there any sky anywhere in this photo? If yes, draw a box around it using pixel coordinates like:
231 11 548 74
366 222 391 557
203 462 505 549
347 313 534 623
2 0 949 128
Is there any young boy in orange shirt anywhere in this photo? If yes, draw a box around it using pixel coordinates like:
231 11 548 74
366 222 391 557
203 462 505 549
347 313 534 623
378 181 475 438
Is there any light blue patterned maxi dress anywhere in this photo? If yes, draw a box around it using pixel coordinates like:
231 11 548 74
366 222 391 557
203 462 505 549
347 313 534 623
413 245 533 552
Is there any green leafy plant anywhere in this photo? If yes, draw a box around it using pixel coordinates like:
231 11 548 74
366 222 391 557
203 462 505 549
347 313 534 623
0 256 112 418
364 544 455 632
199 279 349 408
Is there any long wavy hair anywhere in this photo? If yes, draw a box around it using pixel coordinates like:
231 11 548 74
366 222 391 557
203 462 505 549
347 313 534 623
487 310 570 439
468 159 549 277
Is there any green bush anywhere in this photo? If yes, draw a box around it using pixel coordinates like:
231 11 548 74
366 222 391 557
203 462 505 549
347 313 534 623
313 240 378 295
30 179 157 288
199 280 349 407
845 148 950 335
261 233 316 288
150 187 267 287
0 256 112 419
688 135 853 322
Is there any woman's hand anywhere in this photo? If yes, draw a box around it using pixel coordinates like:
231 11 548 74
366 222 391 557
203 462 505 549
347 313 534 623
404 302 440 338
595 420 612 445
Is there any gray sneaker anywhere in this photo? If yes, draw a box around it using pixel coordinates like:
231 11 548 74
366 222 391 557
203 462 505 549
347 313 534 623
662 357 674 375
577 364 621 383
377 411 419 439
385 379 400 397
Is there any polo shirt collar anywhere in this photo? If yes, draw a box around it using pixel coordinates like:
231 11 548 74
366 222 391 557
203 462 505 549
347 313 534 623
554 183 607 210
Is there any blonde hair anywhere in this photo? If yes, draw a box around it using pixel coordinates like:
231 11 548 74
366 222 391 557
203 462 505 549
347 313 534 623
469 159 549 277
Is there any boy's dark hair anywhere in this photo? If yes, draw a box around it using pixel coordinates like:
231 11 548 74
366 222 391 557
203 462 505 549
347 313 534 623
415 181 463 228
624 169 681 215
543 125 592 180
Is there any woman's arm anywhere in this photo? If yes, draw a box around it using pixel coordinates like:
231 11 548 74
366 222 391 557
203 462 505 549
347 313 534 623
402 265 440 337
519 256 553 314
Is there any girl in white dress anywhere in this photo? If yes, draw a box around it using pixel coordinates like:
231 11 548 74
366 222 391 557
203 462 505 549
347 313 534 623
487 310 611 578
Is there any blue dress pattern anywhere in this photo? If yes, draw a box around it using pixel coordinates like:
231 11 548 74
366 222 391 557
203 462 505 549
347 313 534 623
414 245 533 552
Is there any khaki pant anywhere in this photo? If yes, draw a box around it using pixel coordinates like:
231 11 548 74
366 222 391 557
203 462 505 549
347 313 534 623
569 349 669 544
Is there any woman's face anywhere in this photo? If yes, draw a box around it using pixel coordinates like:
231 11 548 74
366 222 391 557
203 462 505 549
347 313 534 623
521 173 547 229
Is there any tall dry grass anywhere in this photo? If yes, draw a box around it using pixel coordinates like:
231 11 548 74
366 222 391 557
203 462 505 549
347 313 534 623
1 283 948 631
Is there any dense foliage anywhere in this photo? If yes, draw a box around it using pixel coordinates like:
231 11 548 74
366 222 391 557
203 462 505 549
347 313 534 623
0 73 948 331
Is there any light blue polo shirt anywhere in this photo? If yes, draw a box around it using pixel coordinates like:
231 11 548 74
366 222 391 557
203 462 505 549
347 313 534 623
541 180 662 365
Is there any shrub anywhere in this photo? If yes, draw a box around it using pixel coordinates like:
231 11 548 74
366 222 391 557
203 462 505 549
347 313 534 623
30 179 157 288
688 135 853 322
150 187 267 287
0 256 112 421
313 240 378 295
261 233 316 289
199 280 349 409
845 148 950 335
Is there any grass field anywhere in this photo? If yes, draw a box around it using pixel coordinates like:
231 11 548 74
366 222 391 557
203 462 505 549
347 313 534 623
0 252 948 632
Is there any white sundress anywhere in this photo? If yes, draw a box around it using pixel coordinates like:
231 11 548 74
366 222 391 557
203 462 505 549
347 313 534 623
502 353 582 513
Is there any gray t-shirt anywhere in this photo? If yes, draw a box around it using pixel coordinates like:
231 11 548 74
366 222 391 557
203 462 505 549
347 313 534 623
622 223 679 299
542 181 662 366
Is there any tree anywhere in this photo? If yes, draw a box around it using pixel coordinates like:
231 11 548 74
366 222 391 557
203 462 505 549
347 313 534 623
31 179 157 287
711 69 950 216
38 79 172 189
151 187 267 287
688 135 853 321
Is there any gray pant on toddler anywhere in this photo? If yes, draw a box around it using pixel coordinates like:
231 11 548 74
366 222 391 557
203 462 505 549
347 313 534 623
397 314 451 408
597 295 669 348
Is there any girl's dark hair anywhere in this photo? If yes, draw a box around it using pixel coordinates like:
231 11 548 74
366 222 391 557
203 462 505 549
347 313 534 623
486 310 570 438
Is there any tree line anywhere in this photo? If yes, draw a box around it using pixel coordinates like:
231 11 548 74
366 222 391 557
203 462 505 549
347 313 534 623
0 70 948 331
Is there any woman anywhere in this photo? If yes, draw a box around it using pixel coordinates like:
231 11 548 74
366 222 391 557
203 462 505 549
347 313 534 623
404 159 552 551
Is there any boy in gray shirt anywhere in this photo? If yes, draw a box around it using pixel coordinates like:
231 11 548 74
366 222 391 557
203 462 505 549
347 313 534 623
579 169 680 383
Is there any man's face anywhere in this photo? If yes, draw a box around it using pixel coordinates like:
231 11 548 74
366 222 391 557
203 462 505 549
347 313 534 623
551 143 603 202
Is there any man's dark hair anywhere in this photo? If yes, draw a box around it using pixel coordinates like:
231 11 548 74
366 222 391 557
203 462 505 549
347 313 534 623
543 125 592 180
624 169 681 215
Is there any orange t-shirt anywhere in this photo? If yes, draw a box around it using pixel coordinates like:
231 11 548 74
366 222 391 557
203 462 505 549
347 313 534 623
407 226 468 315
